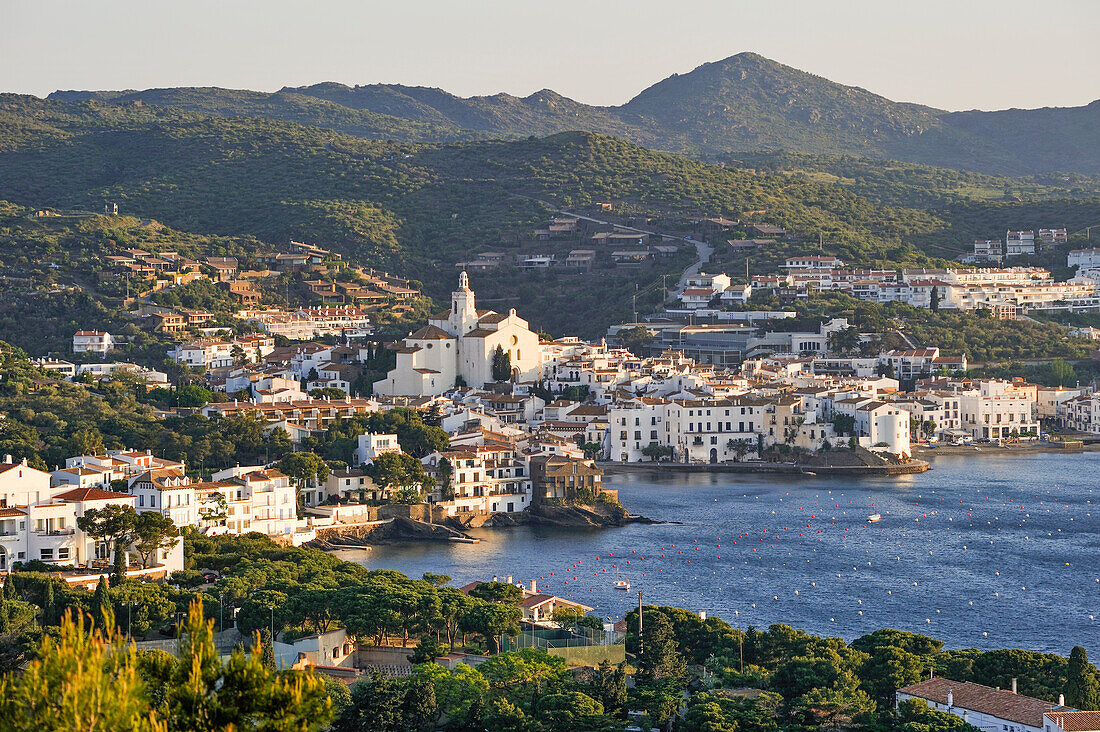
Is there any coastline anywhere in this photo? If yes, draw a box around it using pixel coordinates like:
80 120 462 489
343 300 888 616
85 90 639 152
912 440 1100 457
600 459 930 476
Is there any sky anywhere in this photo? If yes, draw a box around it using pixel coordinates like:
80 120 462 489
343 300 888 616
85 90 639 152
2 0 1098 111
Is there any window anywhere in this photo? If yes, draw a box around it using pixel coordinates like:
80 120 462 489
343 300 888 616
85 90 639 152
58 548 70 560
40 549 54 560
139 495 145 507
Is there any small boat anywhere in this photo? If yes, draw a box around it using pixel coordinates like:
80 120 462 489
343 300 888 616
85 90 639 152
867 513 882 523
613 567 631 591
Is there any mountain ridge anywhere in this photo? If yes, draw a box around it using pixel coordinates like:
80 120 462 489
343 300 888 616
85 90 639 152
44 51 1100 175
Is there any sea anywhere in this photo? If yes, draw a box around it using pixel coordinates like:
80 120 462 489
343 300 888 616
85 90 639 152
334 451 1099 654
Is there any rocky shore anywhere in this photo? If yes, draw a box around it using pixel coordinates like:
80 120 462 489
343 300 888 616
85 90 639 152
307 499 656 551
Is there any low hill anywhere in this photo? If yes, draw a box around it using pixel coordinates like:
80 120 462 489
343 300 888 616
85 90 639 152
50 53 1100 175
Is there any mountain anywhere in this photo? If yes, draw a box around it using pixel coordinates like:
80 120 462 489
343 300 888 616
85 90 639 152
49 53 1100 176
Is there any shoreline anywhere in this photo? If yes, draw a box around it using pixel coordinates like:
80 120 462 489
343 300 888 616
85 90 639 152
600 459 929 476
912 440 1100 457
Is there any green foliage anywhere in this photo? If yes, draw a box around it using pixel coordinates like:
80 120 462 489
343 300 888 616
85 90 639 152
364 452 434 503
635 613 688 685
0 601 332 731
131 512 181 569
681 690 782 732
896 698 982 732
491 345 512 382
1065 646 1100 711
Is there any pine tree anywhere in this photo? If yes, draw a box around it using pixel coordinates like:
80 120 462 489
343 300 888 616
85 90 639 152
1065 646 1100 710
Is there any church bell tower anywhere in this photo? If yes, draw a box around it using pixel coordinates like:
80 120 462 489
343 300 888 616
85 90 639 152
451 271 477 334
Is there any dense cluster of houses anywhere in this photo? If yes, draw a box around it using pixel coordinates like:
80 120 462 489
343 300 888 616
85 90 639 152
27 271 1100 577
679 261 1100 318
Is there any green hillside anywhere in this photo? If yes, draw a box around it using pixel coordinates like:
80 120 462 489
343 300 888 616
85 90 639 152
2 94 1098 341
49 52 1100 175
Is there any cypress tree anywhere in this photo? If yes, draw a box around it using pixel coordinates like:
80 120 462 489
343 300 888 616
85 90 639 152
42 581 56 626
112 545 127 585
0 580 9 634
260 628 275 669
91 576 113 631
1065 646 1100 710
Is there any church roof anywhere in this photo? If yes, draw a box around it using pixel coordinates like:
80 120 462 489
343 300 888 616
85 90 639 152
408 325 455 341
478 312 507 324
463 328 497 338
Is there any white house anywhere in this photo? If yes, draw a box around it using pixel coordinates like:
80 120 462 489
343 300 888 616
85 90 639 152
374 272 541 396
782 256 844 270
72 331 114 355
897 678 1077 732
352 432 402 467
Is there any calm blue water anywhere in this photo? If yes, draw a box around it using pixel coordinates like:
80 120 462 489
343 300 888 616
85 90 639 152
336 452 1099 654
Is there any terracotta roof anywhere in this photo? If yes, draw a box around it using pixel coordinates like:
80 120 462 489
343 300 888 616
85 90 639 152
519 593 557 608
478 312 508 324
52 487 133 502
408 324 455 341
0 507 27 518
898 678 1061 728
1051 712 1100 732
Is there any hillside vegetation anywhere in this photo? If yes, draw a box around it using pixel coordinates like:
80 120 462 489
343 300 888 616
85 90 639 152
50 52 1100 176
0 94 972 337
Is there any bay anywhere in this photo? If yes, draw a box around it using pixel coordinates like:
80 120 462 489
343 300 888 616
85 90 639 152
335 451 1099 654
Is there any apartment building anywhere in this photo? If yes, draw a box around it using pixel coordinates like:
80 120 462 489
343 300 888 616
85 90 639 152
1005 230 1036 256
958 380 1040 440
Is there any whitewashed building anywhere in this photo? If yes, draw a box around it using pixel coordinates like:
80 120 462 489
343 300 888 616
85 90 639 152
72 330 115 355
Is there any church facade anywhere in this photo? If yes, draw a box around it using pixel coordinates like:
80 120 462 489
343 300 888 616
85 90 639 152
373 272 541 396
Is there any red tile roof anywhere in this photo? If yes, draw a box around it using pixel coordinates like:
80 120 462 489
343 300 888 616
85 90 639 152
898 678 1061 728
52 487 133 502
1051 711 1100 732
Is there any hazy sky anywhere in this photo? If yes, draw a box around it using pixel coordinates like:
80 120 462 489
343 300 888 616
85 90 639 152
2 0 1098 111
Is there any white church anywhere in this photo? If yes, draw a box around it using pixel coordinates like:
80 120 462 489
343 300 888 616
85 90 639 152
373 272 541 396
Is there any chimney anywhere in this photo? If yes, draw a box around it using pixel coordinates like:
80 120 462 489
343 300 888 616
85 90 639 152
2 455 9 464
492 575 498 583
530 579 537 593
1059 693 1065 707
506 575 513 585
947 689 954 708
1011 678 1017 694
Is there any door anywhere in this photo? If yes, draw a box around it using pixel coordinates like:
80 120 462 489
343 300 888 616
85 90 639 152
709 448 718 464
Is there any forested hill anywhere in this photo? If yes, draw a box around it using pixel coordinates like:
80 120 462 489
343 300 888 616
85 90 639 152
49 52 1100 176
4 94 1100 337
0 93 953 336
